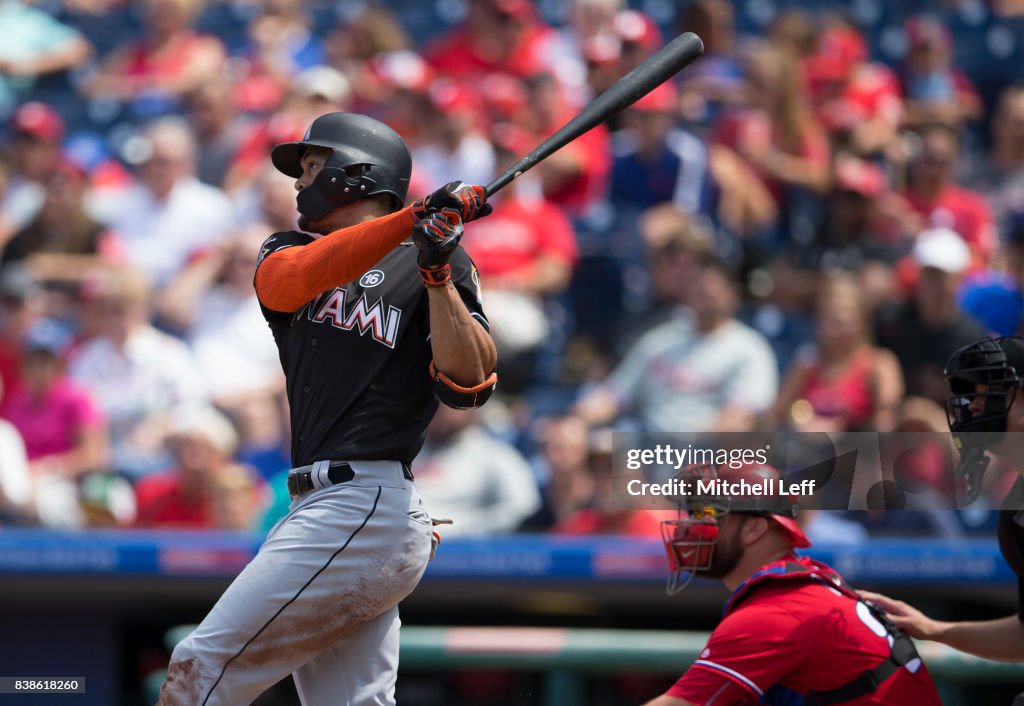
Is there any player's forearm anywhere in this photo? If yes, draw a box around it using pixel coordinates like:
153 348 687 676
426 282 497 386
254 207 415 312
929 615 1024 662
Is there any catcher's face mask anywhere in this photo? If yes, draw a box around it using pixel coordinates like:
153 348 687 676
660 462 807 595
661 500 726 595
945 337 1021 504
660 464 728 595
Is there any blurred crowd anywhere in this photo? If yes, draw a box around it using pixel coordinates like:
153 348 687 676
1 0 1024 539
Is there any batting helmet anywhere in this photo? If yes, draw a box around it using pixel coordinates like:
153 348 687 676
271 112 412 221
661 462 810 595
944 336 1024 503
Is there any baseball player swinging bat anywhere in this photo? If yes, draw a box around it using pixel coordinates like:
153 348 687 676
485 31 705 197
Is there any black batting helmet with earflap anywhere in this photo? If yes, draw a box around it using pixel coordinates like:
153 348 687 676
271 112 412 221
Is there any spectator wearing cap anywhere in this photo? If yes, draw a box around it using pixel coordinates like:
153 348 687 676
677 0 745 125
517 71 611 216
411 79 496 191
460 126 577 390
426 0 582 100
609 82 776 240
778 156 917 311
902 123 996 271
91 117 233 287
84 0 226 112
578 8 661 112
0 1 91 115
805 22 902 158
1 102 63 238
575 255 778 433
0 322 107 479
68 265 208 475
564 0 623 85
900 15 982 131
372 52 495 190
770 274 904 433
875 228 987 404
410 404 541 537
223 65 351 193
134 405 262 529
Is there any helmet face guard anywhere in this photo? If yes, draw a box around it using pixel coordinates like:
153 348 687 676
659 463 805 595
661 502 725 595
944 337 1021 504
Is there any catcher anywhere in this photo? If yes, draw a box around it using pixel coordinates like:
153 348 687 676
646 462 942 706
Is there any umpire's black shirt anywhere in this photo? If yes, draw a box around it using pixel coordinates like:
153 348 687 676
256 231 489 467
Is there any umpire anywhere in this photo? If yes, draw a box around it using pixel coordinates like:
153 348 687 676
862 336 1024 672
158 112 497 705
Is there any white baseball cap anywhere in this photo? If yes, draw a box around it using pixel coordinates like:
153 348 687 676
912 227 971 274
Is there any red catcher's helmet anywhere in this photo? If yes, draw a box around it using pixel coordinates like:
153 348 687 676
661 462 810 595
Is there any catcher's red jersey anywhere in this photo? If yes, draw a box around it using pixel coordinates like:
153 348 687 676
668 556 942 705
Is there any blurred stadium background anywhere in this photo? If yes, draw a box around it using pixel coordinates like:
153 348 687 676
3 0 1024 703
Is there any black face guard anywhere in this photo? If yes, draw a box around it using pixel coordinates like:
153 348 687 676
945 337 1021 505
297 163 391 221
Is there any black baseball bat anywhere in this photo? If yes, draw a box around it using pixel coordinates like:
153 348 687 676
485 32 705 197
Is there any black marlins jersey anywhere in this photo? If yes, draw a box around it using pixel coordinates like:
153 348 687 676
256 230 490 467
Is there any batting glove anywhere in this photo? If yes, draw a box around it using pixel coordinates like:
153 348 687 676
412 207 464 286
413 181 492 223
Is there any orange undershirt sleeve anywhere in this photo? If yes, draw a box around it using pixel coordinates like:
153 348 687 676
254 206 415 312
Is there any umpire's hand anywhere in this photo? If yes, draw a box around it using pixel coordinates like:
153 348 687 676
414 181 492 223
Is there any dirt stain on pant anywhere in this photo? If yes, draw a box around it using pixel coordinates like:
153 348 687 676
157 657 201 706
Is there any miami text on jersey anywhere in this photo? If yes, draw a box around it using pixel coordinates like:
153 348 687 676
302 288 403 349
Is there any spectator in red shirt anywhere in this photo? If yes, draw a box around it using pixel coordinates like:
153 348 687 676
713 44 830 204
646 462 942 705
134 405 260 529
771 274 904 433
899 15 983 131
518 71 611 215
805 22 903 158
461 125 578 388
85 0 226 111
902 124 997 270
425 0 567 87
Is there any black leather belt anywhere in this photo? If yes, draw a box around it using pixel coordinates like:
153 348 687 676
286 461 414 500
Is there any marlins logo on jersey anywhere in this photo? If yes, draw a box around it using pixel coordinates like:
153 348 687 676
302 288 403 348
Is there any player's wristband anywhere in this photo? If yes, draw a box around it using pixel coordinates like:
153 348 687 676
419 264 452 287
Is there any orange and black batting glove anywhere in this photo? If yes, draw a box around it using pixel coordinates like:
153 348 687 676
412 207 464 287
412 181 492 224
